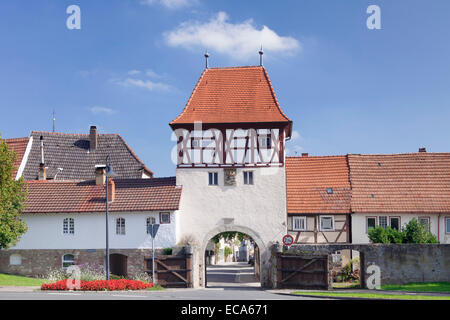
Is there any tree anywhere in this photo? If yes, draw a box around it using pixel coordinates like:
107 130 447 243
211 232 246 243
368 218 438 244
0 139 28 249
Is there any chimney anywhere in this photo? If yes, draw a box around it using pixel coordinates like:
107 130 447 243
90 126 98 152
419 147 426 153
95 165 106 185
38 136 46 180
108 179 116 203
302 153 309 157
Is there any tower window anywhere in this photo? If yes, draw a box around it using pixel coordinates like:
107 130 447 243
208 172 218 185
243 171 254 185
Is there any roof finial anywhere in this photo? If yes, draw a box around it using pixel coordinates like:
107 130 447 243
52 109 56 133
204 50 210 69
259 46 264 67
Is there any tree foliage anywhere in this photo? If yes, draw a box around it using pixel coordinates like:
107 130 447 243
0 139 28 249
368 218 438 244
211 232 246 243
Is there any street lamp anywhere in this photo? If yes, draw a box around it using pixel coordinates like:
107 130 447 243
105 155 117 280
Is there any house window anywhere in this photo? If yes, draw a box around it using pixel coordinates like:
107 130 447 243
116 218 126 235
419 217 430 231
367 217 377 233
63 218 74 235
320 216 334 231
62 254 75 269
292 216 306 231
446 218 450 234
160 212 170 224
259 135 271 149
243 171 254 185
379 216 388 229
208 172 218 185
9 254 22 266
390 217 400 231
146 217 156 234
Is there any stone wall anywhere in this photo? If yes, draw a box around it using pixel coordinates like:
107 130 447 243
273 244 450 288
0 246 187 278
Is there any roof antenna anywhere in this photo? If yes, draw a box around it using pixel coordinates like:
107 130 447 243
52 110 56 132
204 50 210 69
259 46 264 67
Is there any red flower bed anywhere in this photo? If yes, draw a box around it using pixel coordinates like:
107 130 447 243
41 279 154 291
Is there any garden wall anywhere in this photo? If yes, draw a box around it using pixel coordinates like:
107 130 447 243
271 244 450 288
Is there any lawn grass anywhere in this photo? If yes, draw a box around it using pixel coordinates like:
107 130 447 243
381 282 450 293
0 273 47 287
292 291 450 300
146 284 164 291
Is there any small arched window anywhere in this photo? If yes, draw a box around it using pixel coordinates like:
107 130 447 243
62 254 75 269
116 218 126 235
63 218 75 235
146 217 156 234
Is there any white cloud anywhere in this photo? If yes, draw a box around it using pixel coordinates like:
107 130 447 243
291 130 302 141
128 70 141 75
89 106 117 115
145 69 162 78
114 78 172 92
140 0 195 9
164 12 301 60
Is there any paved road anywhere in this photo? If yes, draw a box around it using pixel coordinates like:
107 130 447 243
0 263 325 300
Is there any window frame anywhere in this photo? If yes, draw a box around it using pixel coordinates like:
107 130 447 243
366 216 377 233
446 217 450 234
418 216 431 231
389 216 401 231
62 254 75 269
319 216 335 231
116 217 126 235
160 212 170 224
292 216 307 231
243 171 254 185
378 216 388 229
208 172 218 186
63 218 75 235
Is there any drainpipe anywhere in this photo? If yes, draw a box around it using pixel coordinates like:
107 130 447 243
438 214 440 243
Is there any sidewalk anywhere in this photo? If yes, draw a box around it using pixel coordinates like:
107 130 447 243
0 286 40 292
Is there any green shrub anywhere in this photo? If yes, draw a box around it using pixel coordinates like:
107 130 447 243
368 219 438 244
162 247 173 255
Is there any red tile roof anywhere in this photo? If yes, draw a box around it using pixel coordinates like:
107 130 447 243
22 177 182 214
286 155 351 214
3 137 29 177
348 153 450 213
170 66 292 132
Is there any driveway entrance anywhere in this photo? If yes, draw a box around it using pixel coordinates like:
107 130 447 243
206 262 261 289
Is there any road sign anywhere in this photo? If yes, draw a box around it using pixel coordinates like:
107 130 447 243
282 234 294 246
148 224 160 238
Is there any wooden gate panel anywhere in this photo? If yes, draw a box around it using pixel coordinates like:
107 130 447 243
277 254 328 289
145 254 192 288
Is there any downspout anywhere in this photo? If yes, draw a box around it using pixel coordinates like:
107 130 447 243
438 214 441 243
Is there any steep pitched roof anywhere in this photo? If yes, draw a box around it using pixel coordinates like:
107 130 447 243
348 153 450 213
170 66 291 131
23 177 181 214
21 131 153 181
3 137 29 178
286 155 351 214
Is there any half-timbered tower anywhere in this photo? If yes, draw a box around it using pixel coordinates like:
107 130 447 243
170 65 292 287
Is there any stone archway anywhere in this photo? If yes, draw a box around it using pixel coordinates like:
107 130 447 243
198 224 268 288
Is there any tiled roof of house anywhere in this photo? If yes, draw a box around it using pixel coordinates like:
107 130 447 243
3 137 29 177
348 153 450 213
23 177 181 213
21 131 153 181
286 155 351 214
170 66 292 132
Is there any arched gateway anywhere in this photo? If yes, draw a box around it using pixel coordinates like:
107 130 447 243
170 65 292 288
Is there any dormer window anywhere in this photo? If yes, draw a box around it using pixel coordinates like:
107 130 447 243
326 188 333 194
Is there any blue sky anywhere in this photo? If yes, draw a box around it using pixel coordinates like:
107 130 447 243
1 0 449 177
